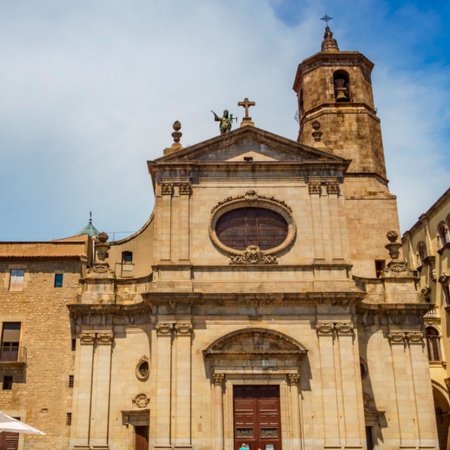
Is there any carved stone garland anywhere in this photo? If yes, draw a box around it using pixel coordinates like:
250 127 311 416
209 190 296 264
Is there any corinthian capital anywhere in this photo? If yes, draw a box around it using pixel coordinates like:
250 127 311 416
174 323 193 335
156 323 173 336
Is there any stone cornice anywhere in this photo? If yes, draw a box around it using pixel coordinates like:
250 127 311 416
143 291 364 308
357 302 433 324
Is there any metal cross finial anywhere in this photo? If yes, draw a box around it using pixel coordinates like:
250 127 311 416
320 14 333 26
238 98 255 119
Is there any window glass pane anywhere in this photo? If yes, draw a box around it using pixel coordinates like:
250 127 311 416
54 273 63 288
9 269 24 291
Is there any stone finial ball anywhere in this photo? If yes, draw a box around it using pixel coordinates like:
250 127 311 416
386 230 398 243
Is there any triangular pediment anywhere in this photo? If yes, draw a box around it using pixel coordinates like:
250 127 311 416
153 126 346 164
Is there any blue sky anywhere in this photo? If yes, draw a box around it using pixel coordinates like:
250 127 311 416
0 0 449 241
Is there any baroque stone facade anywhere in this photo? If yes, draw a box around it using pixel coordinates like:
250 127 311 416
402 187 450 450
0 27 439 450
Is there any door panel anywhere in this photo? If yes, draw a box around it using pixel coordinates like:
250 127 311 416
135 426 149 450
0 431 19 450
234 385 281 450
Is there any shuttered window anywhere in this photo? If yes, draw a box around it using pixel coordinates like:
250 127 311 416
1 322 21 362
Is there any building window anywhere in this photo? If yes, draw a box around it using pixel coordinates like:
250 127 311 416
333 70 350 102
375 260 385 277
54 273 64 288
417 241 427 265
215 207 288 251
69 375 74 388
66 412 72 426
426 327 441 362
438 222 449 248
1 322 21 362
71 338 76 351
2 376 13 390
9 269 24 291
122 251 133 264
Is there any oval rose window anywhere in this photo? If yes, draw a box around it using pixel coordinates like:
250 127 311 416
215 207 288 251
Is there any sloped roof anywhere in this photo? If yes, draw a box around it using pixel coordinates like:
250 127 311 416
152 125 346 164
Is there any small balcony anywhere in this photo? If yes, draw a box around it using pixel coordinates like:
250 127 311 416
0 346 27 365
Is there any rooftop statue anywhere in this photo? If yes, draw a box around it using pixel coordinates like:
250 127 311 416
212 109 235 134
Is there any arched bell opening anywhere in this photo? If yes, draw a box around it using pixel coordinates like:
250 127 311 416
333 70 350 102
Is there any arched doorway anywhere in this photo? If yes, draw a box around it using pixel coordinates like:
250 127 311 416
432 384 450 450
203 328 308 450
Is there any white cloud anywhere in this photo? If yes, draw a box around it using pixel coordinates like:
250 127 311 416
0 0 448 240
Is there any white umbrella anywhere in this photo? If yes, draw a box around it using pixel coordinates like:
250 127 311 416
0 411 46 435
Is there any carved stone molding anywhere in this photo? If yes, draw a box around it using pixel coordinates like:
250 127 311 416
132 393 150 409
387 331 406 345
326 180 340 195
335 322 354 336
80 332 96 345
229 245 278 265
316 322 335 336
160 182 174 196
406 331 424 345
97 331 114 345
287 374 300 385
174 323 193 335
179 182 192 196
136 356 150 381
155 323 173 336
212 374 225 386
308 181 322 195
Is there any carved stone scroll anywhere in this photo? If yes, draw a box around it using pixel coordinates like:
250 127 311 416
316 322 335 336
406 331 424 345
174 323 193 335
97 331 114 345
155 323 173 336
80 332 96 345
287 374 300 385
213 374 225 386
387 331 406 345
132 393 150 408
335 322 354 336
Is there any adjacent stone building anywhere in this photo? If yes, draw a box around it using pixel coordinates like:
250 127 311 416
0 27 440 450
402 187 450 450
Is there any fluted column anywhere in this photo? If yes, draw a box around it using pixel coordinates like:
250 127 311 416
287 374 301 450
213 374 225 450
154 323 173 449
173 323 193 448
90 331 114 449
71 332 95 450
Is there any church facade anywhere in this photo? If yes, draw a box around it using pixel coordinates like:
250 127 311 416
0 28 440 450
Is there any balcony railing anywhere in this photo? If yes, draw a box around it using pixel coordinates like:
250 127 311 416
424 305 437 317
0 346 27 364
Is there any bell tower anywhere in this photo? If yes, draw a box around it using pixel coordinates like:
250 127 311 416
293 26 387 179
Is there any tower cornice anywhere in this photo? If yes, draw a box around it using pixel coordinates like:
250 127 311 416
293 51 374 92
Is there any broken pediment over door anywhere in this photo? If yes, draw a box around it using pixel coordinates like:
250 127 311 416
203 327 307 373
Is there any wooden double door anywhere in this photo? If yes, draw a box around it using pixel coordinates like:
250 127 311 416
0 431 19 450
234 385 282 450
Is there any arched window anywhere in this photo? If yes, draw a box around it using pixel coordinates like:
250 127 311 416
438 222 449 248
122 251 133 264
426 327 441 362
333 70 350 102
417 241 427 265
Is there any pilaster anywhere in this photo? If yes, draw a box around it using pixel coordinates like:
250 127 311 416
287 374 301 450
213 374 225 450
153 322 173 449
71 332 95 449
